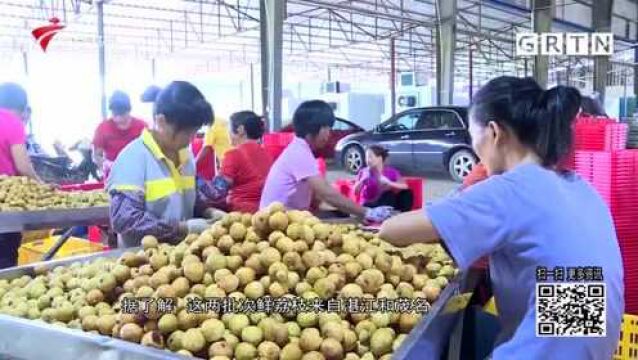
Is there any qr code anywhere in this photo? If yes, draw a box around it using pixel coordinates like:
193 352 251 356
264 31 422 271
536 282 606 337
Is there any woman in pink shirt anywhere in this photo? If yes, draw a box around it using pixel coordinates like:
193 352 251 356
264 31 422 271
0 82 40 268
354 145 413 212
260 100 394 223
0 83 39 179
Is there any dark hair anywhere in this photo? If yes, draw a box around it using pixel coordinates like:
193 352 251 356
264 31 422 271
470 76 581 167
580 96 607 116
109 90 131 116
230 111 265 139
141 85 161 103
0 82 28 113
292 100 335 138
154 81 213 131
367 145 389 161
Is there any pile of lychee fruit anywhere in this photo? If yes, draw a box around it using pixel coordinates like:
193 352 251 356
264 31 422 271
0 203 457 360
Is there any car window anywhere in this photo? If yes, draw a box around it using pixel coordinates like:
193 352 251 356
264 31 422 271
415 111 463 130
381 112 419 132
438 111 463 129
415 111 438 130
333 120 353 131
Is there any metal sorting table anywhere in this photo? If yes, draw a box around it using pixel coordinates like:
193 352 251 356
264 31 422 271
0 243 478 360
0 207 109 234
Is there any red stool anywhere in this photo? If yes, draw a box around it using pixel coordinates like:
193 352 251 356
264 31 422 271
404 177 424 210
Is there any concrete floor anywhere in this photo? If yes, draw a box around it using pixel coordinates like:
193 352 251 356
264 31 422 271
325 166 458 202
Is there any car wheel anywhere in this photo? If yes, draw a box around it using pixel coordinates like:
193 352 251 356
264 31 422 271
448 149 476 182
343 145 365 174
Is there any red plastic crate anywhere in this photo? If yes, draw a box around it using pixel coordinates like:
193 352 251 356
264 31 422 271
404 177 424 210
573 120 628 151
59 183 105 192
263 132 294 147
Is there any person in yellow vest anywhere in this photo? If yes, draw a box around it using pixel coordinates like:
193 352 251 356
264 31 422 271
107 81 224 248
196 117 232 170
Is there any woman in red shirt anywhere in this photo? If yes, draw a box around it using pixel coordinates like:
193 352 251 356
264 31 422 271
200 111 273 213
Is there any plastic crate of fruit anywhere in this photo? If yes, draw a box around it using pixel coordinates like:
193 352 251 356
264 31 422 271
18 235 106 265
0 203 463 360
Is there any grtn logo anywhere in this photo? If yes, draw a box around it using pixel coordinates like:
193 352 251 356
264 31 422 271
32 17 65 51
515 32 613 56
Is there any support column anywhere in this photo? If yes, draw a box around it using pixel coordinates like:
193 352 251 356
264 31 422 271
250 63 256 112
634 48 638 98
260 0 284 131
468 45 473 102
435 0 456 105
97 0 107 119
22 51 28 77
390 37 396 117
592 0 614 102
531 0 553 88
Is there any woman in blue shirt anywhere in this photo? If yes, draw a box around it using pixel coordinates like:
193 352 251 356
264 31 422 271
380 76 623 359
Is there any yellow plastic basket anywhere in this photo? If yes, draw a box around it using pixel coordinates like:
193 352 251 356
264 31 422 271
615 313 638 360
20 230 54 244
18 236 105 265
484 297 638 359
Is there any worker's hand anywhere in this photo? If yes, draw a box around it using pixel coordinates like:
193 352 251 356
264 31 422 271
364 206 395 224
183 218 212 234
202 208 227 222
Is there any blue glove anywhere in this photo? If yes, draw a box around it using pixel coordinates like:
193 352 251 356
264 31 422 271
185 218 211 234
364 206 395 224
202 208 227 222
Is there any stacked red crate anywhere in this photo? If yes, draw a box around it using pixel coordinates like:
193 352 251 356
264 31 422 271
569 116 638 313
263 133 293 160
572 120 627 151
610 151 638 314
572 149 638 314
